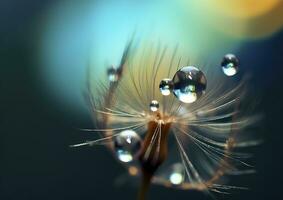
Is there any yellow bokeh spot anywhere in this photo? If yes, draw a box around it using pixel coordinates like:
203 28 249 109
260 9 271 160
204 0 280 19
128 166 138 176
182 0 283 39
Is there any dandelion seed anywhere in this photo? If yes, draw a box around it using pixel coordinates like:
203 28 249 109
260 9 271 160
72 40 260 199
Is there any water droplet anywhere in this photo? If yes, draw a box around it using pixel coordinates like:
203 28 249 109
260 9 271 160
172 66 207 103
169 163 185 185
159 78 173 96
221 54 239 76
107 66 119 82
149 100 159 112
114 130 142 163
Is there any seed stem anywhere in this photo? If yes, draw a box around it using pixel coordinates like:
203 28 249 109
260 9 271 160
137 169 152 200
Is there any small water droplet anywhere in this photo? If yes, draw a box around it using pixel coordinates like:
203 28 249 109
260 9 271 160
159 78 173 96
221 54 239 76
169 163 185 185
149 100 159 112
107 66 119 82
114 130 142 163
172 66 206 103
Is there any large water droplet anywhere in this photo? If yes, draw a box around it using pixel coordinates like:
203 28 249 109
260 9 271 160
107 66 119 82
169 163 185 185
221 54 239 76
150 100 159 112
114 130 142 163
159 78 173 96
172 66 207 103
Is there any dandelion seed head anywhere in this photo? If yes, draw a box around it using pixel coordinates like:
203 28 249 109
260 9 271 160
74 40 260 194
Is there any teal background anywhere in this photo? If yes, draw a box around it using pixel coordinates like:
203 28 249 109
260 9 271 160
1 0 283 199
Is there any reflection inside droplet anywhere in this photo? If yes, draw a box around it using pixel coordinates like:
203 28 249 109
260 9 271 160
114 130 142 163
221 54 239 76
117 150 133 162
172 66 206 103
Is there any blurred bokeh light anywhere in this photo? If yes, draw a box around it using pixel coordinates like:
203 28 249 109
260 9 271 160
38 0 283 115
